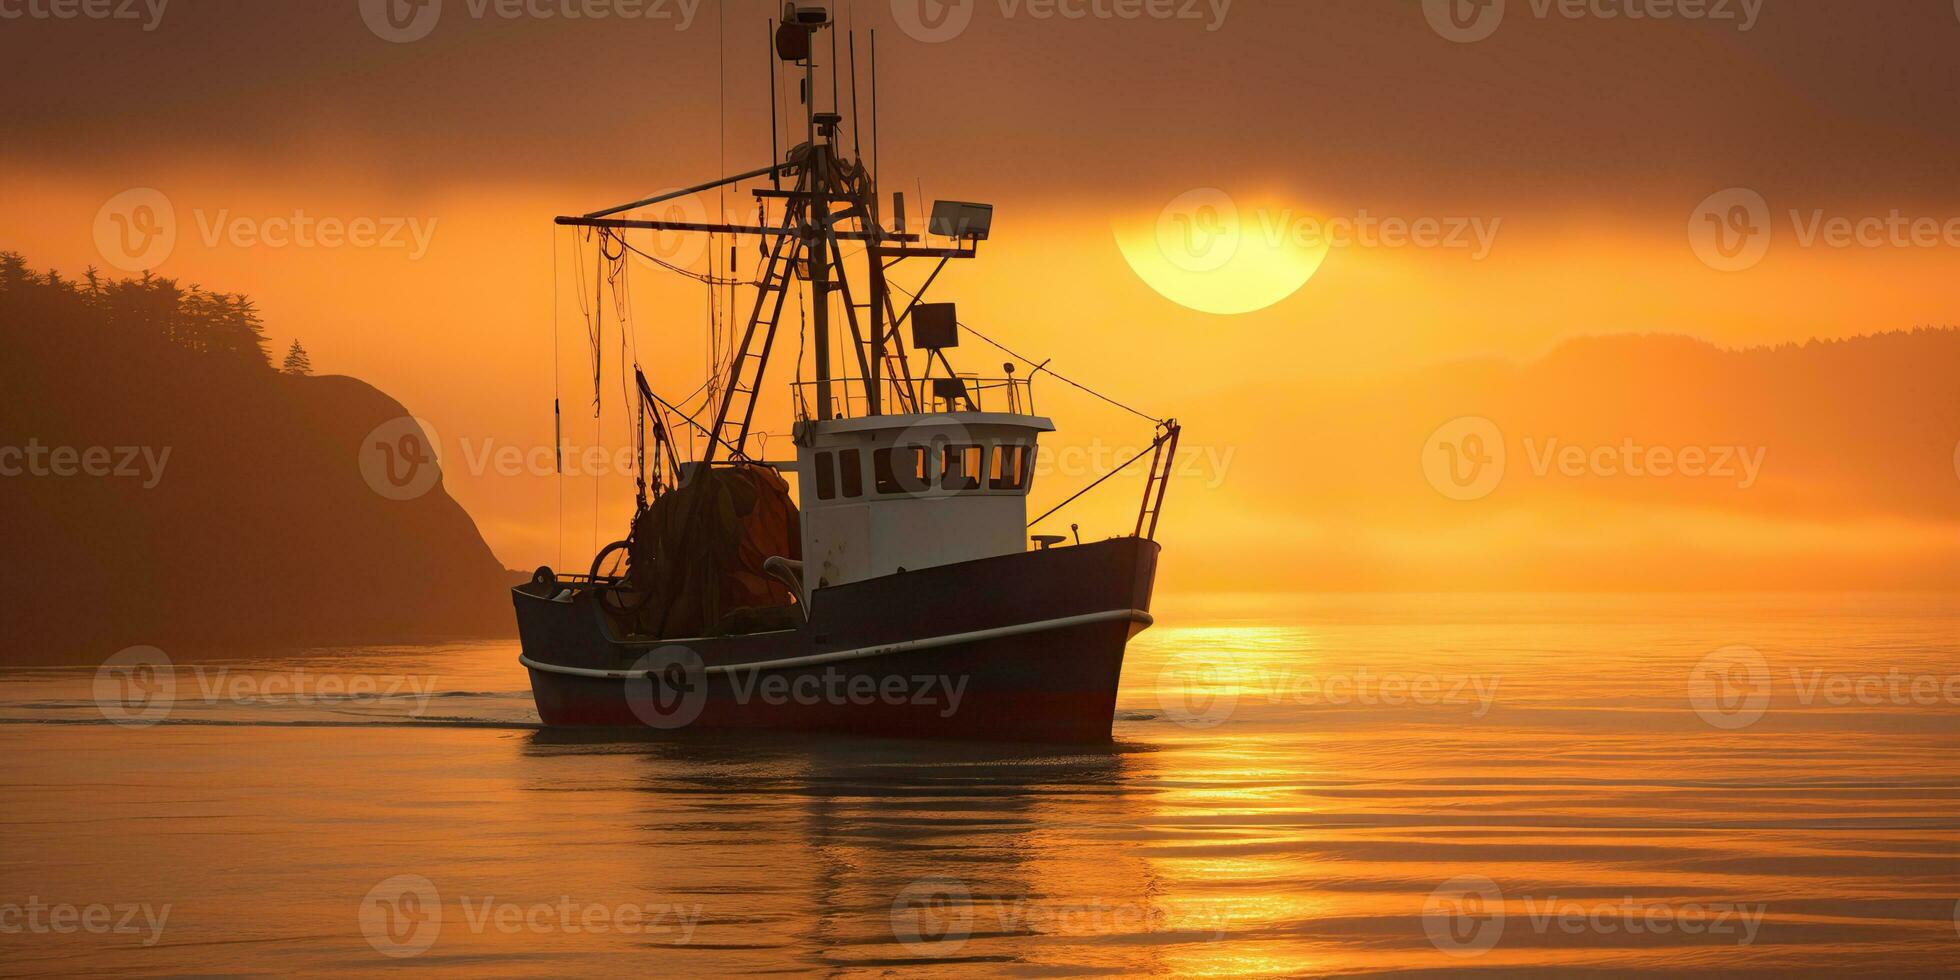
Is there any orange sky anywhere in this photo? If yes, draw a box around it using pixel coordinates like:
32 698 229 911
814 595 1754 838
5 1 1960 592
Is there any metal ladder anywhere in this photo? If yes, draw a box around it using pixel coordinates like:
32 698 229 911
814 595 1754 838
1135 421 1182 541
703 207 803 463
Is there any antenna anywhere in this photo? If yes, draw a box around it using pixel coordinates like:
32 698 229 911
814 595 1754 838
767 19 780 189
848 31 863 170
870 30 880 197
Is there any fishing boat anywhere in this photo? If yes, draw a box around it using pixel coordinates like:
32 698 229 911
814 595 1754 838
515 3 1180 743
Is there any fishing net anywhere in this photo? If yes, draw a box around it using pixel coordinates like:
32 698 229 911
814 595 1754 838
621 464 801 639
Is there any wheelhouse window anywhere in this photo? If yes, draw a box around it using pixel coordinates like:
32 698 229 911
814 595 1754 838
942 445 983 491
874 446 929 495
838 449 864 498
990 444 1031 492
814 451 837 501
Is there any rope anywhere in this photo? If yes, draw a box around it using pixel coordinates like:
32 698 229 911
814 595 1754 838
882 278 1164 425
1027 438 1160 530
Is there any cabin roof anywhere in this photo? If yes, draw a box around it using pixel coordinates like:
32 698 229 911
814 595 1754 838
804 412 1056 436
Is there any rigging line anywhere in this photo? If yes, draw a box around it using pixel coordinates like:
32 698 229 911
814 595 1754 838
882 278 1166 424
552 225 564 571
1027 439 1161 530
606 236 747 286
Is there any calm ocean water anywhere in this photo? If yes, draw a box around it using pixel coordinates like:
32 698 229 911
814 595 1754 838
3 594 1957 976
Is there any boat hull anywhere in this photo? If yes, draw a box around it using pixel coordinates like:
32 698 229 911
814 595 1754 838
515 537 1159 743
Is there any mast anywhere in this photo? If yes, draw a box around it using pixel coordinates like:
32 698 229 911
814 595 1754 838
552 3 983 467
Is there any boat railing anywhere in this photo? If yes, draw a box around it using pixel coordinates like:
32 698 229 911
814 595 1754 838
791 376 1036 422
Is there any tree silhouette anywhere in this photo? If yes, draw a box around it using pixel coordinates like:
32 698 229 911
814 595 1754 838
282 339 313 376
1 251 273 371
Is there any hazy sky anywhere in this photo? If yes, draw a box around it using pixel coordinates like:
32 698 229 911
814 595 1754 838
6 0 1960 590
7 1 1960 205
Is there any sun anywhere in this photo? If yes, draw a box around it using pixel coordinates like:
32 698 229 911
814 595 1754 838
1113 190 1329 316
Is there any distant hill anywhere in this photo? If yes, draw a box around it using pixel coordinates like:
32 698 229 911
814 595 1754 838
1213 327 1960 592
0 254 516 663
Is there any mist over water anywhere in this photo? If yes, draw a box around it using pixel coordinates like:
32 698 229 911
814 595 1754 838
3 594 1957 975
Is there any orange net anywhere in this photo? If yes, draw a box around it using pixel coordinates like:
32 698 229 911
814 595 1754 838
624 465 802 639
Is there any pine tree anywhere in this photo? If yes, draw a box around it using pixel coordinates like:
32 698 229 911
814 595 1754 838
282 339 313 376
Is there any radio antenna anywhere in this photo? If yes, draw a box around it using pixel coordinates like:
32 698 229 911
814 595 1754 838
848 32 864 168
767 19 781 189
870 30 880 193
